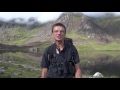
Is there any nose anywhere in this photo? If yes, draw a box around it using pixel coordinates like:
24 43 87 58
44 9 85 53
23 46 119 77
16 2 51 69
58 31 61 34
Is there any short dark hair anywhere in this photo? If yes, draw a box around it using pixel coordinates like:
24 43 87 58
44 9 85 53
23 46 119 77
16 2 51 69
52 23 66 33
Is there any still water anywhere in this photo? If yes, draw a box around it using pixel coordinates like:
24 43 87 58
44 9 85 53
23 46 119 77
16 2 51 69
0 51 42 78
0 50 120 78
80 50 120 78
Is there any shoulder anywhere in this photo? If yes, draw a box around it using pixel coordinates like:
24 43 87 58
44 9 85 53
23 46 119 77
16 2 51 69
45 43 55 53
72 45 77 50
69 44 78 53
65 41 76 50
67 42 76 49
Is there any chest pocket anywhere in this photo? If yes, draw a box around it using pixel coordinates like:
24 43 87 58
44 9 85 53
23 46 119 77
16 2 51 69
48 54 68 77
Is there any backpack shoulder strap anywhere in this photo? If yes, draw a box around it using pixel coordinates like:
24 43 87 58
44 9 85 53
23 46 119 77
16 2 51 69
69 44 75 65
68 44 76 77
65 38 74 63
47 44 54 65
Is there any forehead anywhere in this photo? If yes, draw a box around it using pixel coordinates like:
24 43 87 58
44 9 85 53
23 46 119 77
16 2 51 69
53 26 65 30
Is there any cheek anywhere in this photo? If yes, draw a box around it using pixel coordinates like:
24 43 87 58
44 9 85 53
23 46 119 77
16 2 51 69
62 34 66 37
52 34 57 39
51 33 66 38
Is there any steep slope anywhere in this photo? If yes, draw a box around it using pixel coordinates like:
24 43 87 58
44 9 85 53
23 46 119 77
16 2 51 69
25 12 105 45
92 13 120 38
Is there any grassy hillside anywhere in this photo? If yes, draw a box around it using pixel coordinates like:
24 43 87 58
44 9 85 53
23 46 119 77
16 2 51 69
1 25 120 51
0 26 42 45
66 31 120 51
1 12 120 51
0 52 41 78
92 15 120 37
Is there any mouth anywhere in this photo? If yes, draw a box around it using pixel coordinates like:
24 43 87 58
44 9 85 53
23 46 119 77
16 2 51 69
57 36 61 38
56 35 62 39
55 37 62 41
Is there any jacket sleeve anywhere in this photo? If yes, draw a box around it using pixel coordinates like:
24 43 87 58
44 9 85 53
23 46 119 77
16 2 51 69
72 45 80 64
41 47 49 68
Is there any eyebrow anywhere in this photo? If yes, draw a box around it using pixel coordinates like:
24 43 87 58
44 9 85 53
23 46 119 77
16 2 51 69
53 30 65 33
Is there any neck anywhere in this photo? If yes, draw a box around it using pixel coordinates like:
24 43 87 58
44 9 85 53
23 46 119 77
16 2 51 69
56 40 64 50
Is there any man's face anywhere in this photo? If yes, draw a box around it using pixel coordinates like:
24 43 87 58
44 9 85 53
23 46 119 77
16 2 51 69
52 26 66 41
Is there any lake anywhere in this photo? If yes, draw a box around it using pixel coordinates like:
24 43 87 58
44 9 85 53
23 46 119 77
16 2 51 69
0 50 120 78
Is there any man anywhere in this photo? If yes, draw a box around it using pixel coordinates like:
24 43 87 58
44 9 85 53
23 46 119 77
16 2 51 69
40 23 82 78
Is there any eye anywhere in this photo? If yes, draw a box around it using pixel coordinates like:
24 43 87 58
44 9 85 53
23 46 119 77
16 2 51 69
53 30 65 33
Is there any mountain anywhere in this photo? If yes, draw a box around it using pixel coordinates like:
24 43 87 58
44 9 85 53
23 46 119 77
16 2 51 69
25 12 110 45
92 13 120 37
0 12 120 49
25 13 105 44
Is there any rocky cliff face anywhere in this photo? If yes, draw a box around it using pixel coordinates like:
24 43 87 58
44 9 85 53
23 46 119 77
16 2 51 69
27 13 105 43
29 13 105 43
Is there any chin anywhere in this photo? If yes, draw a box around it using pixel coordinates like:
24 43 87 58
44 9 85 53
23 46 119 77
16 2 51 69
56 38 61 40
56 39 62 42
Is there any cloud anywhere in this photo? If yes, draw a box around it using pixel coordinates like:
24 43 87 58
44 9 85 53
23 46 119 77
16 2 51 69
37 12 63 23
0 12 120 23
82 12 120 17
0 12 63 23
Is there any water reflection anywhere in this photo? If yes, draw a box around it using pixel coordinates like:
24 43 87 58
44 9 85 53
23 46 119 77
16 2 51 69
0 50 120 78
0 51 42 78
80 50 120 78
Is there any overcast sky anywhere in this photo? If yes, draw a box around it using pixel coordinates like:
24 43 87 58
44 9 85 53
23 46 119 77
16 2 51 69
0 12 120 23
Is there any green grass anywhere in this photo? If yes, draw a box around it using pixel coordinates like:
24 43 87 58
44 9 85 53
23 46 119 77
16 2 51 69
66 30 120 51
1 26 42 45
66 30 88 40
1 26 120 51
2 52 38 67
0 63 41 78
76 42 120 51
0 52 41 78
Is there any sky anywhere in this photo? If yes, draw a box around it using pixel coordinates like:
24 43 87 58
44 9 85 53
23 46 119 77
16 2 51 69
0 12 120 23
